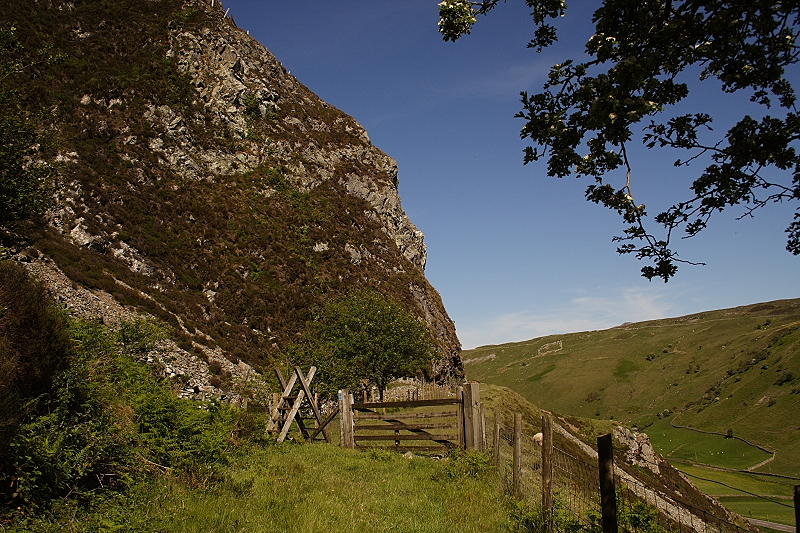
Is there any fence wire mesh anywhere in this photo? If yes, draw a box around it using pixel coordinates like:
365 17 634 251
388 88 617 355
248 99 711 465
551 445 602 528
613 463 756 533
488 412 760 533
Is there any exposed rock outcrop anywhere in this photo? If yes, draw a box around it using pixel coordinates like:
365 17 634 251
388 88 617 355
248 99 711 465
4 0 462 399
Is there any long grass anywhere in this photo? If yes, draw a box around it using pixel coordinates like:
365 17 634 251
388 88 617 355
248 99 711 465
13 445 512 533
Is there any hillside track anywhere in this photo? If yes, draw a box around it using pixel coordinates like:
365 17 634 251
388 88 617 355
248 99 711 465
747 454 777 472
746 518 795 532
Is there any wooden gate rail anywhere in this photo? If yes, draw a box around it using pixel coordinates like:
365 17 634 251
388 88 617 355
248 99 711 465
354 404 460 447
339 382 482 453
351 398 462 409
353 411 456 420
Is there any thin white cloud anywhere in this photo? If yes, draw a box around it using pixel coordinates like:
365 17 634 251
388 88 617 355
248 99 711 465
440 60 554 100
457 286 674 349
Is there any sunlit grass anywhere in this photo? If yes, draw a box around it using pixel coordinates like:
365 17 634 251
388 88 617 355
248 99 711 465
14 444 512 533
150 444 511 533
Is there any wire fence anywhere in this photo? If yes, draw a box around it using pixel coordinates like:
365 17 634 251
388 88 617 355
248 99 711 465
614 470 754 532
488 411 761 533
552 444 602 528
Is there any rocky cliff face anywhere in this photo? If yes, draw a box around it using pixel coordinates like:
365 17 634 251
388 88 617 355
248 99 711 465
3 0 462 397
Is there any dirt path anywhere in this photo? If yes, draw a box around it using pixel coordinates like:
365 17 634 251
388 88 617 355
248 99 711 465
746 518 795 532
747 454 776 472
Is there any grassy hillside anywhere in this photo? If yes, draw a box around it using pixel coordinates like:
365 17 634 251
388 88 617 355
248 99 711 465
463 299 800 477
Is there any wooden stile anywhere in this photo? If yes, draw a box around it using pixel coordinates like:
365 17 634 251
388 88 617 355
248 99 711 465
294 366 329 443
267 367 329 443
277 389 306 442
266 370 298 432
309 406 339 440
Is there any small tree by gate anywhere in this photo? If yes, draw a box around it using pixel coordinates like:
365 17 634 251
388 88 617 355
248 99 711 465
338 382 482 453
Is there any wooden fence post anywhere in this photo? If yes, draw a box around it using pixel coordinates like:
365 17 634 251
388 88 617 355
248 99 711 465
541 415 554 522
338 389 354 448
597 433 618 533
462 382 481 450
512 412 523 498
456 386 465 448
492 414 501 467
480 404 487 451
794 485 799 533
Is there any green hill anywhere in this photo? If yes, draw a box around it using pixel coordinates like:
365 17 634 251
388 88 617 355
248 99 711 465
462 298 800 477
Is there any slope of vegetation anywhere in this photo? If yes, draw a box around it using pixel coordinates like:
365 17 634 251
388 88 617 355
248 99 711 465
1 263 760 531
0 263 510 532
0 0 458 376
464 300 800 526
463 299 800 476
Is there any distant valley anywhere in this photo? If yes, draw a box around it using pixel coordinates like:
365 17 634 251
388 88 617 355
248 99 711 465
463 298 800 525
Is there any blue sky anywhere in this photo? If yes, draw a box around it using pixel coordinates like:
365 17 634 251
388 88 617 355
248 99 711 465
224 1 799 349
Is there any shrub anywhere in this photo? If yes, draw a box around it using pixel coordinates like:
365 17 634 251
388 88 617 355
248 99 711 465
440 449 494 480
510 500 593 532
1 308 242 512
0 261 70 451
0 26 58 229
289 289 435 399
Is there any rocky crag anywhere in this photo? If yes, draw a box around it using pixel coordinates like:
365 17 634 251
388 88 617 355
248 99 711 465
3 0 462 399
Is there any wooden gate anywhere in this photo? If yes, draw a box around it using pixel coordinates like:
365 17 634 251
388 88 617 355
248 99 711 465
338 382 482 453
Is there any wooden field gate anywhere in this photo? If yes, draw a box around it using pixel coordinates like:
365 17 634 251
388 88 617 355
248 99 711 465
338 382 482 452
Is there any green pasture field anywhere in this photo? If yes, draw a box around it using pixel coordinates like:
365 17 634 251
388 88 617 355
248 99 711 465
717 497 795 527
463 298 800 477
676 464 797 527
677 464 795 497
645 419 771 469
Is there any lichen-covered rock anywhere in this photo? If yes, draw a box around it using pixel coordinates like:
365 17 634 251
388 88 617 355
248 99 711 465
613 425 661 474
